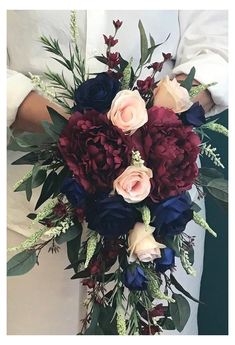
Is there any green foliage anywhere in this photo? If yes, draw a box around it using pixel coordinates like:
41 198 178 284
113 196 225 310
35 170 58 209
164 235 181 257
170 274 204 304
47 106 68 134
179 67 196 91
138 20 149 64
8 132 52 152
207 178 228 203
169 293 190 332
158 317 175 330
98 305 118 335
7 250 37 276
198 167 228 204
55 223 82 245
66 235 83 273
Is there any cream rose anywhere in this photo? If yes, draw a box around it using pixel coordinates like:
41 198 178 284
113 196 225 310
113 165 153 203
107 90 148 134
153 76 193 113
128 222 166 262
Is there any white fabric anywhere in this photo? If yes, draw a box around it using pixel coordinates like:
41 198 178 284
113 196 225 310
173 10 228 117
6 10 227 335
7 69 33 127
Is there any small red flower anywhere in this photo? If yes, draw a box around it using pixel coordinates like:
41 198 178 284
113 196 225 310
53 202 67 217
113 19 123 30
81 279 96 289
107 52 120 68
162 52 172 61
103 34 118 47
137 76 154 94
147 61 163 72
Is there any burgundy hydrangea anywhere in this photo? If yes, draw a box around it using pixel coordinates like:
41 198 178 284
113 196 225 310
133 106 201 201
58 110 131 194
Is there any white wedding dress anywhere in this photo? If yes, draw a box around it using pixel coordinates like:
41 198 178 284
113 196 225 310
7 10 228 335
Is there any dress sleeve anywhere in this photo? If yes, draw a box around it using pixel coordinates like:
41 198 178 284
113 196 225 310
7 69 34 127
173 10 228 117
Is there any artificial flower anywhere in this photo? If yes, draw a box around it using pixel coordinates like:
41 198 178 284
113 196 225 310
128 222 165 262
122 264 148 290
58 110 131 193
107 89 148 134
74 72 120 112
86 195 139 238
153 76 193 113
113 165 153 203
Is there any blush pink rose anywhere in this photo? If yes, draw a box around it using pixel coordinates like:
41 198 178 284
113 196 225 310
153 76 193 113
128 222 166 262
113 165 153 203
107 90 148 134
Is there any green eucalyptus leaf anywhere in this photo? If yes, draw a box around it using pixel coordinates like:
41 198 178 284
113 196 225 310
169 293 190 332
198 167 224 186
164 235 181 257
170 274 204 304
158 317 175 330
41 121 59 141
52 166 70 198
180 67 196 91
47 106 68 134
138 20 149 64
207 178 228 203
7 250 37 276
99 305 117 335
55 223 82 245
66 234 83 273
95 55 108 66
27 213 37 220
12 152 40 165
31 165 47 189
35 170 58 209
25 177 32 201
71 268 90 279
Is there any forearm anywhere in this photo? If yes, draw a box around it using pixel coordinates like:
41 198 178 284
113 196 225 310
11 91 69 133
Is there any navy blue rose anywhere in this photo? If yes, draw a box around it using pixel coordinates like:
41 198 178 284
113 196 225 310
61 178 87 207
150 193 193 236
74 72 120 112
123 264 148 291
86 195 139 238
180 102 206 127
155 248 175 273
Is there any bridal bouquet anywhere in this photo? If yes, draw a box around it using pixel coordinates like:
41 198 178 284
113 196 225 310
7 12 228 335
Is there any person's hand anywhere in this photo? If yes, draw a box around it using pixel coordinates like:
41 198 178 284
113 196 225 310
11 91 69 133
176 73 214 113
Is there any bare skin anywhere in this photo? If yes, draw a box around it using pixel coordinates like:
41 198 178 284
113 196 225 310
11 91 69 134
11 73 214 133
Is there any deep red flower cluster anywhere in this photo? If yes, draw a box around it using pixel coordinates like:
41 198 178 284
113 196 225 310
58 110 131 194
136 107 201 201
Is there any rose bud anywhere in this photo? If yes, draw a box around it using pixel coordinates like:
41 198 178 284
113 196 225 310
128 223 165 262
153 76 193 113
122 264 148 291
147 61 163 72
113 165 153 203
107 90 148 134
81 279 96 289
162 52 172 61
137 76 154 94
103 34 118 47
107 52 120 69
113 19 123 30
